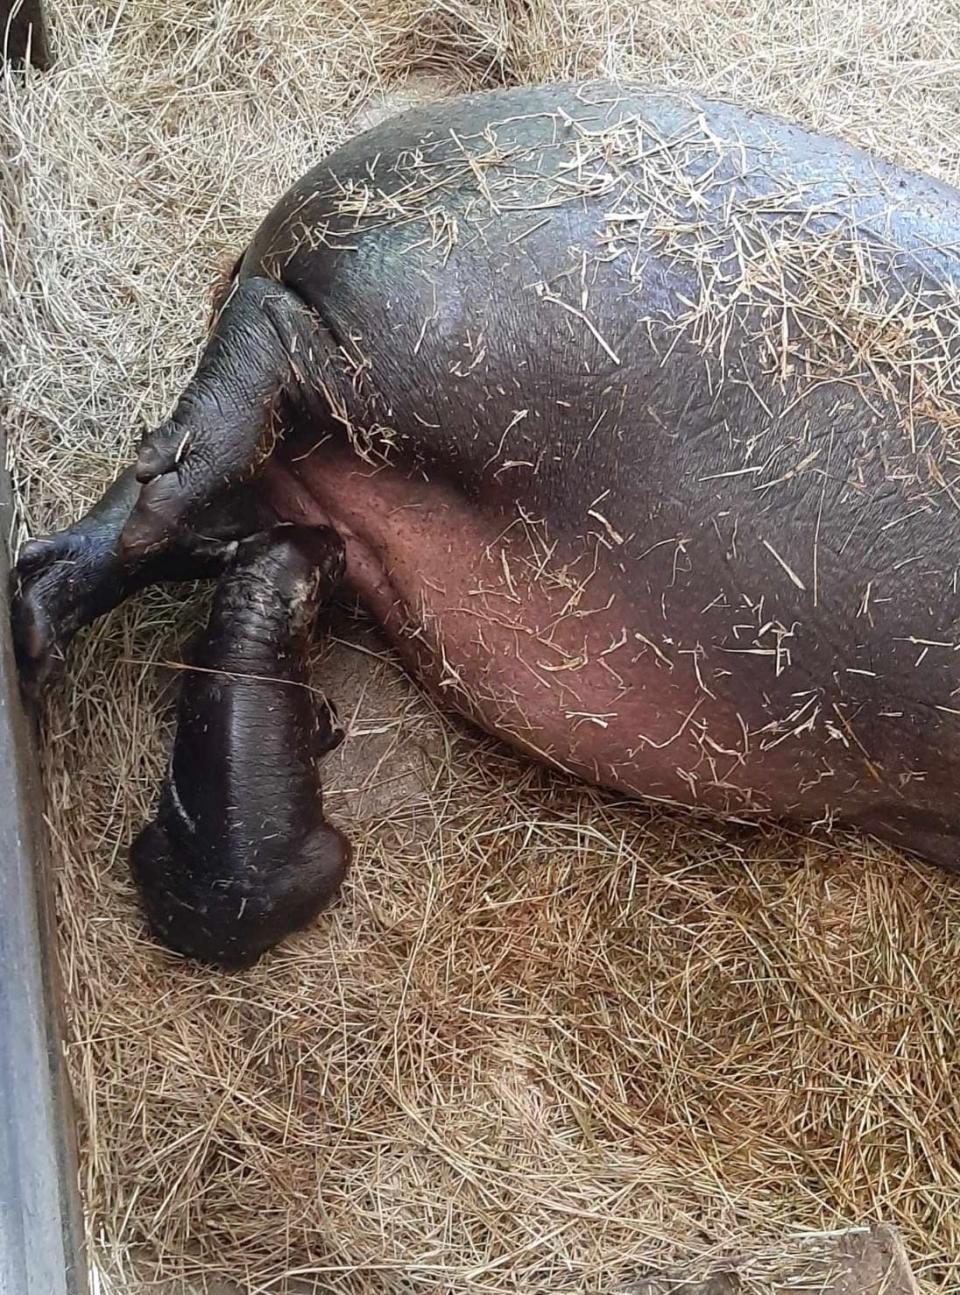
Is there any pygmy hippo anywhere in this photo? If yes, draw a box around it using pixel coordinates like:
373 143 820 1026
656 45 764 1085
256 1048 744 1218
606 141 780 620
13 80 960 965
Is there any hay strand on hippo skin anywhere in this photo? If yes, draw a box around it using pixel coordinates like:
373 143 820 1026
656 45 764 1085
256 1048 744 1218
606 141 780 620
5 1 960 1293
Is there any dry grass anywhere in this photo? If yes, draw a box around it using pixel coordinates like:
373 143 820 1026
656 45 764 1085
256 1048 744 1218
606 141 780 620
5 1 960 1292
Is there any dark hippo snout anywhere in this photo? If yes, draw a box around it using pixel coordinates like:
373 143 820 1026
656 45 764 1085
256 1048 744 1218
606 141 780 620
131 819 351 970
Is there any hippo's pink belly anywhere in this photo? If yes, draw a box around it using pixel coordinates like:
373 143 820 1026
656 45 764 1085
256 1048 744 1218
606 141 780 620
262 452 843 823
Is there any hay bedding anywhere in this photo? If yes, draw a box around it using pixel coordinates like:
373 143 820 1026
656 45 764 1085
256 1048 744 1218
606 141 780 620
5 1 960 1291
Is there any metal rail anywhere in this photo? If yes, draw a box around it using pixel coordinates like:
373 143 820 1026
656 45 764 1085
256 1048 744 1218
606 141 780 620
0 470 89 1294
1 12 89 1290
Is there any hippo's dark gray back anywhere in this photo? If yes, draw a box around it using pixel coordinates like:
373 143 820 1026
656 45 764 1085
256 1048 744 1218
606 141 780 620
243 80 960 508
243 81 960 793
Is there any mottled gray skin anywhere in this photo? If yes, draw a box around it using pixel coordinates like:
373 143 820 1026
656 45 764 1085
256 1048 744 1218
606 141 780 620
14 80 960 961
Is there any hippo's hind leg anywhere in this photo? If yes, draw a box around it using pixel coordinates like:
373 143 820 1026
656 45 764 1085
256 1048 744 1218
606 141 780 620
11 466 270 693
121 276 322 557
130 524 351 969
12 271 310 691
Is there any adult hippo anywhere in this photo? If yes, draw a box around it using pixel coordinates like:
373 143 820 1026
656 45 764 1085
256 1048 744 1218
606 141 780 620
12 80 960 965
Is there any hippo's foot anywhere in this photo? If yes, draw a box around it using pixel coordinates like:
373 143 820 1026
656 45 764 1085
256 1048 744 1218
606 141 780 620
11 467 273 695
129 523 351 969
14 525 118 694
130 819 350 969
12 467 166 693
121 276 321 557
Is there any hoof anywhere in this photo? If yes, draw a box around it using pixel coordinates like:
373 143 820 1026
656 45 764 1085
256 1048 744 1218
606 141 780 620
10 532 88 695
134 416 188 485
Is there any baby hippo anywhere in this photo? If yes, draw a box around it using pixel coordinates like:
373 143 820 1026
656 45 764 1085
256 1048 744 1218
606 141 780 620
130 525 350 968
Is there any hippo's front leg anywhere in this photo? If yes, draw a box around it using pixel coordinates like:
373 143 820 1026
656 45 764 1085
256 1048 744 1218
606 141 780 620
129 524 351 969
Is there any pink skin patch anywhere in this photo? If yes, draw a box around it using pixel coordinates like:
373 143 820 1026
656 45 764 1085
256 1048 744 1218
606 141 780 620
259 454 765 816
